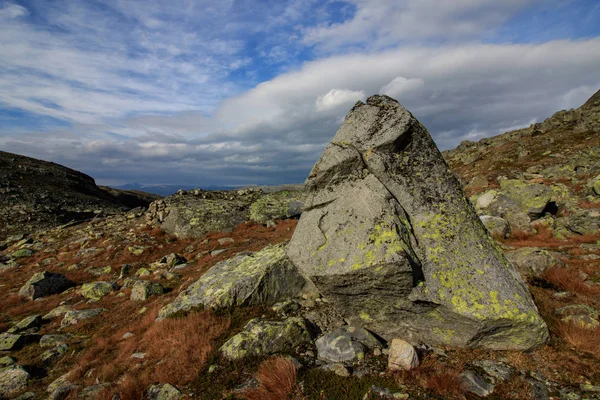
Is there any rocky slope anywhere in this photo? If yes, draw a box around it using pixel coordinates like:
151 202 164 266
0 90 599 400
0 151 160 241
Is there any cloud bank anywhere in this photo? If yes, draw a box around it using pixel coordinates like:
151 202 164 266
0 0 599 187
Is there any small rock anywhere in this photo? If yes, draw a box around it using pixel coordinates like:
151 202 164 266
131 352 146 359
0 356 15 367
364 385 409 400
136 268 151 277
0 365 30 397
460 369 494 397
220 317 313 360
130 280 164 301
316 326 382 365
146 383 183 400
471 360 514 382
388 338 419 371
61 308 105 327
40 334 72 347
11 248 34 259
581 384 600 393
218 238 235 246
210 249 227 257
81 281 118 300
319 363 350 377
41 343 69 363
158 253 187 269
480 215 510 238
128 246 146 255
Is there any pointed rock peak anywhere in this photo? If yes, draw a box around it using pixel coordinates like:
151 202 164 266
581 88 600 110
287 94 548 350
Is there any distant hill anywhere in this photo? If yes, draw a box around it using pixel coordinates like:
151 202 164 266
112 183 240 196
0 151 160 240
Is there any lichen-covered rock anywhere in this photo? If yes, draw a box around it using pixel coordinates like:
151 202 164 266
61 308 105 327
146 383 183 400
0 333 26 351
131 280 164 301
249 190 305 224
159 244 315 318
591 175 600 196
43 305 72 320
460 369 495 397
145 189 263 238
505 248 566 278
558 211 600 236
219 317 313 360
80 281 117 300
499 180 555 219
18 271 74 300
479 216 510 238
316 326 381 364
47 374 76 400
7 315 42 334
155 253 187 269
555 304 599 329
387 338 419 371
40 334 72 348
0 365 29 397
287 95 548 350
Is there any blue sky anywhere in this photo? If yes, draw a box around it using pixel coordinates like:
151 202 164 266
1 0 599 187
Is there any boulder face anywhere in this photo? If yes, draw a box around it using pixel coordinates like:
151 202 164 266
287 95 548 350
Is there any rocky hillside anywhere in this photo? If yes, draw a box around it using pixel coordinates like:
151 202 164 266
0 91 599 400
0 151 160 241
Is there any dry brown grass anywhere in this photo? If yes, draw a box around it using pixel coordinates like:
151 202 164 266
505 226 566 249
423 371 464 400
72 307 230 397
557 321 600 357
242 357 299 400
542 267 600 296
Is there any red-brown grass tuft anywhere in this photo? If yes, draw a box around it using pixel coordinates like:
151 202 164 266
557 321 600 357
542 267 600 296
578 200 600 209
423 371 464 400
505 225 565 249
242 357 299 400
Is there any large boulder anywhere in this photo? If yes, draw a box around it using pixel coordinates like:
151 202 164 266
145 189 263 238
316 326 381 364
505 248 566 279
18 271 74 300
249 190 306 224
286 95 548 350
158 244 316 319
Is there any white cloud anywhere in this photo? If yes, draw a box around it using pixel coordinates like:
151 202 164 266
303 0 545 50
0 3 28 20
380 77 425 99
315 89 365 112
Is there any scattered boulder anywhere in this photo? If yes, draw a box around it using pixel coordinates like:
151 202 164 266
219 317 313 360
471 360 515 382
555 304 599 329
40 334 72 348
146 383 183 400
156 253 187 269
80 281 118 300
499 180 555 219
505 248 566 278
591 175 600 196
286 95 548 350
11 248 34 259
7 315 42 334
43 305 72 320
159 244 315 319
387 338 419 371
61 308 105 327
0 357 15 367
131 280 164 301
479 215 510 238
47 374 76 400
0 333 27 351
316 326 381 364
460 369 495 397
249 190 306 224
0 365 29 397
18 271 74 300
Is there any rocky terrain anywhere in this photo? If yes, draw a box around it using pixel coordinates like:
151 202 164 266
0 151 160 241
0 90 599 400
